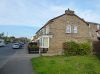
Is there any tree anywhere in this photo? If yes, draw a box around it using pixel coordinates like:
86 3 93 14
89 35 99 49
0 32 4 39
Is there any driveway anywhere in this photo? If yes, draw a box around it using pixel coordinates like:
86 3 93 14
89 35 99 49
0 45 40 74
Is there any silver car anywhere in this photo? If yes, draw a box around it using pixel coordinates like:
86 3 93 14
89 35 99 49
12 43 20 49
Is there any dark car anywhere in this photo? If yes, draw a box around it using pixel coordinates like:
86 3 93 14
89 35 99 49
28 42 39 53
19 42 24 48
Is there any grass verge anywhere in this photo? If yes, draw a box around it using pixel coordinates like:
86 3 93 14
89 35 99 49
31 55 100 74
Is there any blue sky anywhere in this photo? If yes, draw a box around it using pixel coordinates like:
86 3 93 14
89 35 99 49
0 0 100 38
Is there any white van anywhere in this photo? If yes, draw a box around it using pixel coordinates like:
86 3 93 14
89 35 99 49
0 39 5 47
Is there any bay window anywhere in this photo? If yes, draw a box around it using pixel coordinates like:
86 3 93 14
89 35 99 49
39 36 49 48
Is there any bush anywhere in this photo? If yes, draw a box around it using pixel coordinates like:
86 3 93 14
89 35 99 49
63 41 79 55
31 45 39 50
63 41 92 56
28 42 39 50
79 42 92 55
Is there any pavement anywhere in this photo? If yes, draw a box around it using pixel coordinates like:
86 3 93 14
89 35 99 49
0 44 40 74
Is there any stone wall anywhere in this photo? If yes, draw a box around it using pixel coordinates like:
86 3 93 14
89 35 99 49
47 12 91 54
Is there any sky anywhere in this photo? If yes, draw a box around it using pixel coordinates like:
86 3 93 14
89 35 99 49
0 0 100 38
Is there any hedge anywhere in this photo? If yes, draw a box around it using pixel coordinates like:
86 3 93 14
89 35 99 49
63 41 92 56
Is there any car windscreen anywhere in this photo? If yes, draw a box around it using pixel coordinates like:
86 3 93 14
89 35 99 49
14 44 19 45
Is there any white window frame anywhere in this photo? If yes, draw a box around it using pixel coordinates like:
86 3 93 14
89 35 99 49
89 24 90 28
73 26 78 33
39 36 49 48
42 29 45 35
66 25 71 33
43 37 49 48
46 26 49 34
97 25 100 30
39 38 42 46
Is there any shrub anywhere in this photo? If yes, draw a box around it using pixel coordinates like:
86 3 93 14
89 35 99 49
63 41 79 55
28 42 39 50
31 45 39 50
63 41 92 56
79 42 92 55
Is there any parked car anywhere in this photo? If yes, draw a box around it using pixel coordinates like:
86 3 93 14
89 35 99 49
28 42 39 53
0 39 6 47
12 43 21 49
19 42 24 48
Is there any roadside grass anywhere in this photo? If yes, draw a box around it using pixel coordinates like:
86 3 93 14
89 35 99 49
31 55 100 74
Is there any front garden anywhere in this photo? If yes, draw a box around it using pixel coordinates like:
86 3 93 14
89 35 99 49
31 55 100 74
31 41 100 74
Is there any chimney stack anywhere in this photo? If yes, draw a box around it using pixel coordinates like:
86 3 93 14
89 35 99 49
65 8 74 15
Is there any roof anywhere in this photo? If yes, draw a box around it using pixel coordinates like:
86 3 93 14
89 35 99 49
36 10 99 34
87 22 100 25
36 14 65 34
73 14 89 25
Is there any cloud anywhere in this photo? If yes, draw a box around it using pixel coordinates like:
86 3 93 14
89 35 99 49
40 1 100 24
0 0 36 26
0 0 100 38
76 9 100 23
0 0 100 28
0 18 35 26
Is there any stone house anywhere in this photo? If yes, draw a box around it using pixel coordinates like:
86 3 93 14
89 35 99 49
33 9 100 55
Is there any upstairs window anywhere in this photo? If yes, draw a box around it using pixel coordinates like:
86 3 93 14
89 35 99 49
42 29 45 35
66 25 78 33
46 26 49 34
73 26 78 33
97 25 100 30
89 24 90 28
66 25 71 33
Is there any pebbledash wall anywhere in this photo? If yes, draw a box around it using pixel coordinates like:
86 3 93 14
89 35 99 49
33 9 100 55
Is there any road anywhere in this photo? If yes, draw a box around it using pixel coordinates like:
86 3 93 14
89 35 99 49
0 43 16 56
0 43 40 74
0 43 17 69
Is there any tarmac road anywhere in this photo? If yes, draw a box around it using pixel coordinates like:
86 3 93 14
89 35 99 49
0 44 40 74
